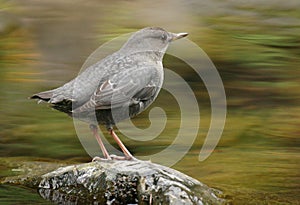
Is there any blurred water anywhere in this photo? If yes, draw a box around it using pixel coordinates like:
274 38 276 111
0 0 299 204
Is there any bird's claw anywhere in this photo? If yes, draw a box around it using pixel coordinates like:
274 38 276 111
110 154 137 160
92 155 137 161
92 156 112 162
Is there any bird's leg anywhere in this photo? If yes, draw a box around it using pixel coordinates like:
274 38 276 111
109 129 135 160
90 124 112 160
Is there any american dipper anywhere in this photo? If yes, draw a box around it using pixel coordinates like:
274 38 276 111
31 27 188 160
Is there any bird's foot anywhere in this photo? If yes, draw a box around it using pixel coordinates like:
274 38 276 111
110 154 137 161
92 155 137 161
92 155 112 162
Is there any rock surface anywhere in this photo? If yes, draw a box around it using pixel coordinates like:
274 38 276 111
38 160 226 205
1 157 68 189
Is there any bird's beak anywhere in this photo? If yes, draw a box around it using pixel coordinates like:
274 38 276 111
171 32 189 41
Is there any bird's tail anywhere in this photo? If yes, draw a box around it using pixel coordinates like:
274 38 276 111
30 90 54 102
30 89 74 114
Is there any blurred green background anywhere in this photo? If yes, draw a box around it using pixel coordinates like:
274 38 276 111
0 0 299 204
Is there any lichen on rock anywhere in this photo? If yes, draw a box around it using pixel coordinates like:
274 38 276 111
38 160 226 204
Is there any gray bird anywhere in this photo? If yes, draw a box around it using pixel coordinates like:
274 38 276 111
31 27 188 160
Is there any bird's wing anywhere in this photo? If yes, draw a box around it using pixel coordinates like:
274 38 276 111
73 66 158 113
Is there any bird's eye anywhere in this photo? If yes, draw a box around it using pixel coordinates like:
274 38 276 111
161 34 167 41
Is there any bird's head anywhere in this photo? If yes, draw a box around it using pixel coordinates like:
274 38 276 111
120 27 188 60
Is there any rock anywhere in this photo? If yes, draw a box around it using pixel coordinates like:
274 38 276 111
0 157 68 189
38 160 226 205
